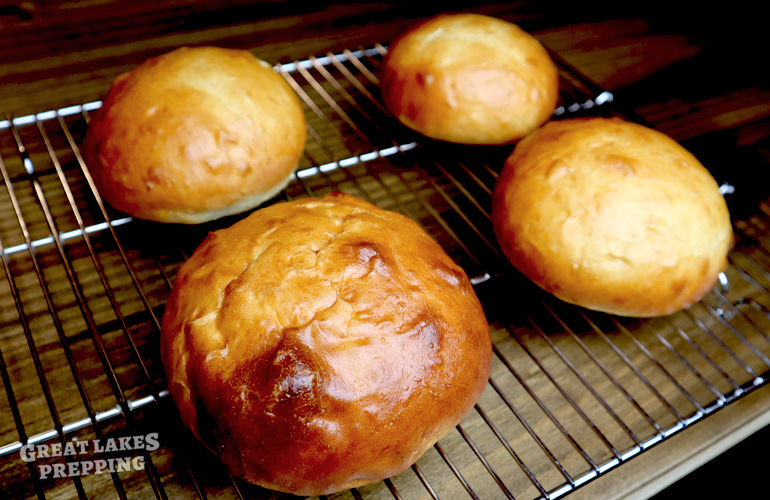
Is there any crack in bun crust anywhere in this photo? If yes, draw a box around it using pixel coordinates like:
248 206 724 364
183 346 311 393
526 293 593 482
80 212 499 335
160 192 492 495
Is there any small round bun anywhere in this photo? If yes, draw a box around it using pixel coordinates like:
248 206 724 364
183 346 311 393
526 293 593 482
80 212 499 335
160 192 491 495
491 117 733 317
380 13 559 145
81 46 306 224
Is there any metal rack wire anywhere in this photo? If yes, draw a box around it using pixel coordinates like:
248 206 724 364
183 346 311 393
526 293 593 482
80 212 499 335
1 44 770 500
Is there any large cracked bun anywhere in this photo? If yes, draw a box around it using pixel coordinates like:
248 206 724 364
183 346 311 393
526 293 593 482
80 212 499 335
160 192 492 495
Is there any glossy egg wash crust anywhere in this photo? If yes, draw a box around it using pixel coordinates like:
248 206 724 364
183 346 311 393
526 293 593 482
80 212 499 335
160 192 492 495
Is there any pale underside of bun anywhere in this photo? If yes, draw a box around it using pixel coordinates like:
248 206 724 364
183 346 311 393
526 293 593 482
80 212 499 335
147 166 294 224
160 192 492 495
492 117 733 317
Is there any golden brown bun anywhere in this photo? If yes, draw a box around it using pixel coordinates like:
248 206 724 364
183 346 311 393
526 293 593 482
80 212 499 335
160 192 492 495
491 117 733 317
380 13 559 145
81 46 306 224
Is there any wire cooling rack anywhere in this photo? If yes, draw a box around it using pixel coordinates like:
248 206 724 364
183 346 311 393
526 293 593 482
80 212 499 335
1 44 770 500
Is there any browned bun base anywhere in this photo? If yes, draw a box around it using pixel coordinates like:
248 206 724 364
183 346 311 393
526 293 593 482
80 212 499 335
160 192 492 495
81 46 306 224
491 117 733 317
380 13 559 145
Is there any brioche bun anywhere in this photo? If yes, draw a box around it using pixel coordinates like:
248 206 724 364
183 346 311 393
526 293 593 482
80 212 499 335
491 117 733 317
160 192 492 495
81 46 306 224
380 13 559 145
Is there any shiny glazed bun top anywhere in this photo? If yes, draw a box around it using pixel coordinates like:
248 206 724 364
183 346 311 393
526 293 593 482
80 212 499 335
380 13 559 145
160 192 492 495
81 46 307 224
491 117 733 317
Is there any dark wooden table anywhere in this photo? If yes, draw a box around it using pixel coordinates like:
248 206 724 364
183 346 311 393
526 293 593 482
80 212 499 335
2 1 769 499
